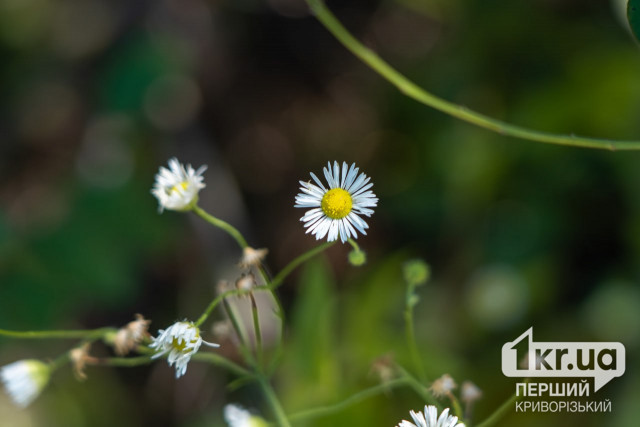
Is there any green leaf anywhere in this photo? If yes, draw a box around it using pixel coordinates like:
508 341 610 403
628 0 640 43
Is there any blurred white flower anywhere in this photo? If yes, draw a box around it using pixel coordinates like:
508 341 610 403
397 405 465 427
114 314 151 356
224 404 267 427
239 247 268 268
151 157 206 212
295 161 378 242
461 381 482 405
1 359 51 408
430 373 457 398
149 321 219 378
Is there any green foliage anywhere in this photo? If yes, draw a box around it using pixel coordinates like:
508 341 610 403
629 0 640 43
281 258 340 411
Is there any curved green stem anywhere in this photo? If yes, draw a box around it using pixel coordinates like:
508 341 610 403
193 205 248 249
0 327 116 340
192 352 252 377
475 380 528 427
49 352 72 372
288 378 408 422
257 375 291 427
269 241 335 290
396 365 439 407
97 355 155 368
195 290 240 327
305 0 640 151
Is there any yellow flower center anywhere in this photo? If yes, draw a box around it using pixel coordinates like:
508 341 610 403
171 328 199 352
169 181 188 194
321 188 352 219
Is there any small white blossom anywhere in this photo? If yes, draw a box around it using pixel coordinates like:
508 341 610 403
461 381 482 405
397 405 465 427
113 314 151 356
151 157 206 212
239 247 268 268
430 374 457 398
149 321 219 378
224 404 267 427
295 161 378 242
1 359 51 408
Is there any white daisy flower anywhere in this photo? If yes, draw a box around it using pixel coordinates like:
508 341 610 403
151 157 207 212
149 321 219 378
224 404 267 427
397 405 465 427
295 161 378 242
1 359 51 408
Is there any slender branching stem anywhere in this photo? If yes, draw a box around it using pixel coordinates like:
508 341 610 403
270 241 335 290
288 378 409 422
257 375 292 427
304 0 640 151
0 327 116 340
192 205 248 248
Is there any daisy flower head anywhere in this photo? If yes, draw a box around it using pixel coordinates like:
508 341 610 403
151 157 207 212
397 405 465 427
149 321 219 378
1 359 51 408
295 161 378 242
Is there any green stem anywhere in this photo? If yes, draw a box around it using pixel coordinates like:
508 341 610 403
347 238 360 252
191 352 252 377
305 0 640 151
49 352 72 372
257 376 291 427
195 290 240 327
0 327 116 340
288 378 409 422
250 293 264 369
98 355 155 367
397 365 439 407
193 205 248 249
475 380 527 427
269 241 335 290
404 285 427 383
223 297 257 367
447 391 464 421
261 267 286 376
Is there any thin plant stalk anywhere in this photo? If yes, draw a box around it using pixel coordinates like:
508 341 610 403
249 293 264 369
192 205 248 248
270 241 335 290
397 365 439 407
257 375 292 427
223 297 257 367
475 380 529 427
0 327 116 340
288 378 409 422
405 288 427 383
305 0 640 151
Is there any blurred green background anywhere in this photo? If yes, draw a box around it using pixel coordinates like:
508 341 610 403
1 0 639 425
